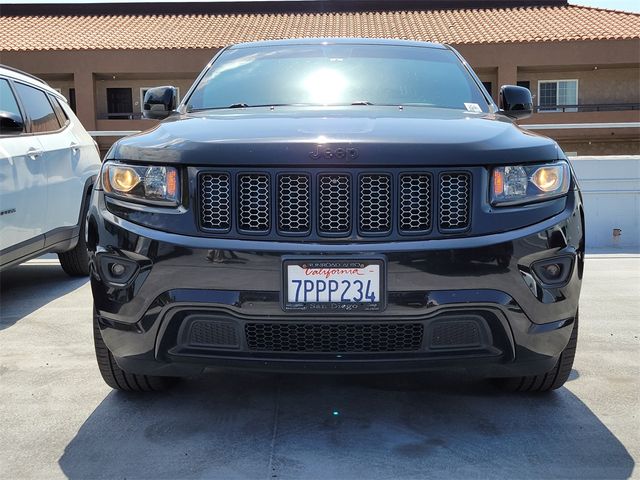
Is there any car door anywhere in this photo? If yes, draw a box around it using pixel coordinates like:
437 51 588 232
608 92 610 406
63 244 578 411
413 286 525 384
0 77 47 255
44 93 88 232
13 82 73 235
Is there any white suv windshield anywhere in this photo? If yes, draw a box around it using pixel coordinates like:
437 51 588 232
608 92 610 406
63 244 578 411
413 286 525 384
186 44 490 112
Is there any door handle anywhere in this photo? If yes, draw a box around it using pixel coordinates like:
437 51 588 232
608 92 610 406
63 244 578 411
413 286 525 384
26 147 44 160
70 142 80 153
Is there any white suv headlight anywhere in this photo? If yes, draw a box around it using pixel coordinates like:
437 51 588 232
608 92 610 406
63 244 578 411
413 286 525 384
102 161 180 206
491 161 570 206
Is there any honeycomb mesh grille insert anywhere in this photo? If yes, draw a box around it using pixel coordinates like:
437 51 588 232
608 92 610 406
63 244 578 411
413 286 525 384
278 174 311 233
429 321 481 348
238 173 270 231
189 320 240 348
319 174 351 233
200 173 231 230
245 322 424 353
359 174 391 233
198 169 473 238
399 174 431 232
439 173 471 230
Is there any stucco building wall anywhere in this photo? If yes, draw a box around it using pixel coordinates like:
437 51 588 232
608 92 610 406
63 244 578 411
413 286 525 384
518 66 640 106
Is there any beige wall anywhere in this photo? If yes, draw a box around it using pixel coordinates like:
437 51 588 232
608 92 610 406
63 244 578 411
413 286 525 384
518 66 640 106
561 139 639 156
45 79 74 102
476 69 498 98
94 77 196 117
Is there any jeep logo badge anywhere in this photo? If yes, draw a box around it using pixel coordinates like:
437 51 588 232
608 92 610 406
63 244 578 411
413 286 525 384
309 145 359 160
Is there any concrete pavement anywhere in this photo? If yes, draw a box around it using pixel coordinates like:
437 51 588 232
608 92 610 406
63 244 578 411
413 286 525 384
0 255 638 479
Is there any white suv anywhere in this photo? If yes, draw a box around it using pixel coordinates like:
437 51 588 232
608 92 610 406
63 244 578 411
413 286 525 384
0 65 101 276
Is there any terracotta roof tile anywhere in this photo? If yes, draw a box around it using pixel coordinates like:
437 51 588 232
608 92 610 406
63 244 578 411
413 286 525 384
0 5 638 51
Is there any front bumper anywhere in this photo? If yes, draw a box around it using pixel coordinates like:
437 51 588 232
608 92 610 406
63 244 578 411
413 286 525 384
88 190 584 378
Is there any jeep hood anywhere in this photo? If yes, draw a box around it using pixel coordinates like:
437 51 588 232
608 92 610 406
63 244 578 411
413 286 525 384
109 106 559 166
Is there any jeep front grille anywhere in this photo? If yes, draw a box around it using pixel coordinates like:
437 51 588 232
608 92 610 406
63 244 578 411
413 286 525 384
319 174 351 234
439 172 471 230
359 174 391 233
399 173 431 232
278 174 311 234
238 173 270 232
198 169 472 239
200 173 231 231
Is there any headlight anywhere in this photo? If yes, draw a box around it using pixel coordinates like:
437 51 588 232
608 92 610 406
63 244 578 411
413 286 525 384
102 161 179 205
491 161 570 206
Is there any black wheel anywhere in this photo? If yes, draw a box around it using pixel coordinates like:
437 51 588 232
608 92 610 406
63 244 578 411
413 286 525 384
58 198 90 277
495 313 578 393
93 308 176 392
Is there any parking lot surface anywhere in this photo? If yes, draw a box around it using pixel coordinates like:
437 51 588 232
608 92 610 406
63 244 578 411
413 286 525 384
0 255 638 479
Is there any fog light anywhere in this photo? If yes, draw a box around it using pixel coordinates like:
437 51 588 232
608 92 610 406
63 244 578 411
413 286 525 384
98 254 139 286
531 256 574 287
110 263 126 277
542 263 562 279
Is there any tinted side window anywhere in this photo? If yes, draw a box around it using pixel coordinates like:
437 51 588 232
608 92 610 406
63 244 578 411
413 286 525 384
14 82 61 133
0 78 24 134
50 95 69 127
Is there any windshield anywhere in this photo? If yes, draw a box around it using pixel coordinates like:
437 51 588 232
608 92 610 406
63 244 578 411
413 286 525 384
186 44 490 112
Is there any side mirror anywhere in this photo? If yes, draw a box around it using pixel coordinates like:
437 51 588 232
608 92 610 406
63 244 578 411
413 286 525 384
499 85 533 120
143 86 177 120
0 111 25 134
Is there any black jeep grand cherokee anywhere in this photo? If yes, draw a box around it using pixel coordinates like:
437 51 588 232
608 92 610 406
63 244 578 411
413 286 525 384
88 39 584 393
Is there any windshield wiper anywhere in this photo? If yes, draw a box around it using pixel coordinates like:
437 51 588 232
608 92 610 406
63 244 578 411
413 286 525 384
190 103 303 112
189 102 379 112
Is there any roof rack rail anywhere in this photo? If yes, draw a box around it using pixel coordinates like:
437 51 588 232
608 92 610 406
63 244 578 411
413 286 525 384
0 64 49 86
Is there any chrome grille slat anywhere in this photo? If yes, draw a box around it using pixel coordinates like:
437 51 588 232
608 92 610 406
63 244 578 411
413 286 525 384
278 174 311 233
200 173 231 231
238 173 270 232
439 172 471 230
319 174 351 234
399 173 431 232
359 174 391 233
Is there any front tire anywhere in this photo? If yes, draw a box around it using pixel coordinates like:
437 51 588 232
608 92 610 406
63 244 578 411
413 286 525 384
58 229 90 276
496 313 578 393
93 309 176 392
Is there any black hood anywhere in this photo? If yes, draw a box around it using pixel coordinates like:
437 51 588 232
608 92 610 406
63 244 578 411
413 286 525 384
109 106 559 166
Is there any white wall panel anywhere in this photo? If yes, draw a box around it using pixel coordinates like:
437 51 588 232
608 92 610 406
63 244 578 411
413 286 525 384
569 156 640 250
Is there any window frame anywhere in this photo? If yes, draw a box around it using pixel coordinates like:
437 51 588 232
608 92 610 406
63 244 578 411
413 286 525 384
537 79 579 113
49 94 70 128
0 77 27 137
12 80 70 136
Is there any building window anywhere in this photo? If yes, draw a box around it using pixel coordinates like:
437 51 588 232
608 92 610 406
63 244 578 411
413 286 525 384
69 88 76 113
538 80 578 112
517 81 530 91
482 82 492 97
106 87 133 119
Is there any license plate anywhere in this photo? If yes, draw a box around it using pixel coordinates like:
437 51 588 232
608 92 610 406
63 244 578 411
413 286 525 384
283 258 385 312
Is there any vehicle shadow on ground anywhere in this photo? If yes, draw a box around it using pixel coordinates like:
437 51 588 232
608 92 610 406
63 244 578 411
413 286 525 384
0 261 88 330
59 371 634 479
